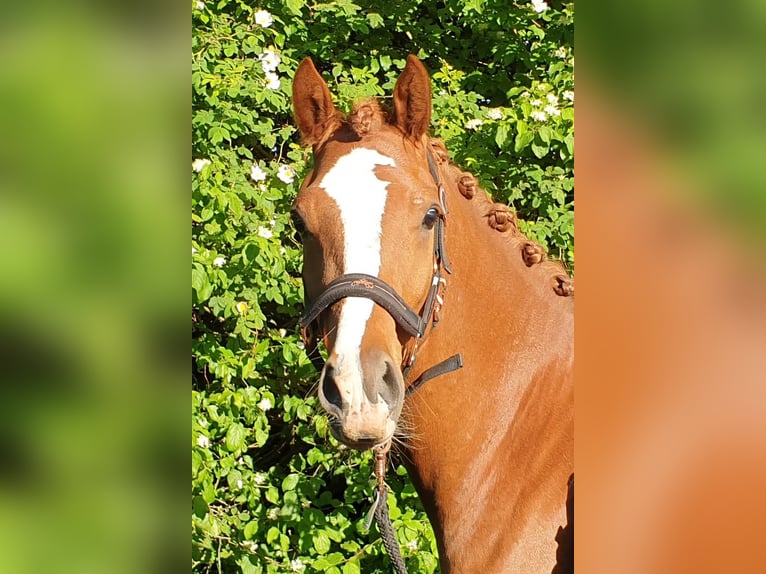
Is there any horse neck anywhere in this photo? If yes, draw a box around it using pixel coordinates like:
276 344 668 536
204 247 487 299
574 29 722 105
401 182 574 569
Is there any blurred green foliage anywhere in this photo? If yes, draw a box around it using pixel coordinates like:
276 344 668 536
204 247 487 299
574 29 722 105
192 0 573 572
578 0 766 245
0 5 187 574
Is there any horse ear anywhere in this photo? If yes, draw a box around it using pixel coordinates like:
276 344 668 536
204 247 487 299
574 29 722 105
293 58 336 144
392 55 432 139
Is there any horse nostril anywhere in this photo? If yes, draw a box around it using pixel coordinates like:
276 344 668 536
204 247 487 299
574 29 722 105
321 365 345 414
378 360 403 408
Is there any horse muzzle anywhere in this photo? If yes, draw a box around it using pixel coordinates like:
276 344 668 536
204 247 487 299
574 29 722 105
318 349 403 450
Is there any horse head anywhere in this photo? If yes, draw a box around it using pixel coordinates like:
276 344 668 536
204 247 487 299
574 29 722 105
292 56 445 450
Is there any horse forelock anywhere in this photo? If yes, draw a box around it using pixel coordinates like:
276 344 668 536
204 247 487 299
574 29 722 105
305 98 393 148
314 98 447 153
349 99 389 137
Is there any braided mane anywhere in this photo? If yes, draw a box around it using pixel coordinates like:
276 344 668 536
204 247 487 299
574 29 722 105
426 138 574 297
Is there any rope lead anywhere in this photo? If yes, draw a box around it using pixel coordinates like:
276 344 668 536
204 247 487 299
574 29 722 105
373 446 409 574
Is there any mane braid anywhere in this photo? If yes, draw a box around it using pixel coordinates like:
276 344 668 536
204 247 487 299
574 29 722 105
427 138 574 296
349 99 388 137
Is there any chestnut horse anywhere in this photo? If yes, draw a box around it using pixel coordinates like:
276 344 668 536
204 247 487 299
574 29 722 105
291 55 573 573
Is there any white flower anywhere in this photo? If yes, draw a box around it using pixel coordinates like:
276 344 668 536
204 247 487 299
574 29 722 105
235 301 248 314
259 50 281 73
544 104 561 117
254 472 267 485
254 9 273 28
258 398 273 411
278 328 287 337
546 93 559 105
521 91 530 98
486 108 503 120
267 507 279 520
296 341 304 350
290 559 305 572
555 46 568 59
257 226 273 239
198 417 207 427
192 246 197 255
236 479 244 489
196 435 210 448
530 99 542 107
531 0 548 13
406 540 418 551
195 1 205 10
563 90 574 102
250 164 267 182
242 540 258 552
277 164 295 184
530 110 548 122
465 118 483 130
213 256 226 267
264 71 281 91
192 158 211 172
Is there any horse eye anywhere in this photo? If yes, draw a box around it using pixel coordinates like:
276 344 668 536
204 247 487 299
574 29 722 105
291 210 306 236
422 207 440 230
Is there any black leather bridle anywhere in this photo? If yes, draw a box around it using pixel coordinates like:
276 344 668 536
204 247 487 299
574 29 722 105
298 150 463 395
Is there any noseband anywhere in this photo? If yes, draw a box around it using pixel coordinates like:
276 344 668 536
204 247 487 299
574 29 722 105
298 150 463 394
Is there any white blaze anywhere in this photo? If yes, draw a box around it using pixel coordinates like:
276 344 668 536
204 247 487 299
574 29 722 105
318 148 395 405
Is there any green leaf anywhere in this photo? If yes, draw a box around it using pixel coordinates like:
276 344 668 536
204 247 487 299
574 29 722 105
265 486 279 504
244 520 259 539
266 526 280 544
313 530 331 554
514 130 534 153
495 124 508 148
202 480 216 503
538 125 552 144
282 473 299 491
531 141 549 158
366 13 384 28
254 427 269 446
192 266 213 302
208 125 230 145
285 0 304 15
225 423 246 452
463 0 486 14
193 495 208 518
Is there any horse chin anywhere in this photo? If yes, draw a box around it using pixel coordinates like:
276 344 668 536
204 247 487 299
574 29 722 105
329 418 397 451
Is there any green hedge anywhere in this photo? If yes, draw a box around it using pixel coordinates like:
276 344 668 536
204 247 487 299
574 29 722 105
192 1 573 572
